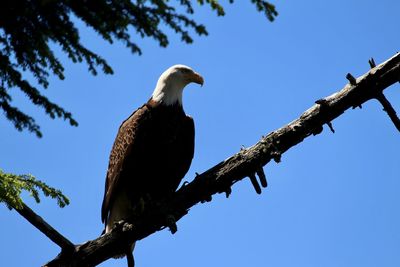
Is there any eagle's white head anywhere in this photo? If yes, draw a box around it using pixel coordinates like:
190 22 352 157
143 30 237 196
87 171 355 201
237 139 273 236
151 64 204 106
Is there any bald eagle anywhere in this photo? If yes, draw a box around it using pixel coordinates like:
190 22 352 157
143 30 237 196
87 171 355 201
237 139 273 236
101 65 203 257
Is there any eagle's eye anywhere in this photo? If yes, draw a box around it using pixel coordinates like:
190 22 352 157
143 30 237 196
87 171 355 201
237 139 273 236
179 68 192 74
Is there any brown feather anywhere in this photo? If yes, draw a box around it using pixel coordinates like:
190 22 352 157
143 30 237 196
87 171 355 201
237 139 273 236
101 99 195 226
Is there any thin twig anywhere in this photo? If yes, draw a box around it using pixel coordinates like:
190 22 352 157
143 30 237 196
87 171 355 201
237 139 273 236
249 174 262 194
376 92 400 132
346 73 357 85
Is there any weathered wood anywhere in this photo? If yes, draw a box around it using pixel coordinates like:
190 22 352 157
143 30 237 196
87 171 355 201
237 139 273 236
43 53 400 266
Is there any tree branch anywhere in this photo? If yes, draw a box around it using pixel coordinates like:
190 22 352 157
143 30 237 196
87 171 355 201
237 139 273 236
376 92 400 132
40 52 400 266
14 203 74 252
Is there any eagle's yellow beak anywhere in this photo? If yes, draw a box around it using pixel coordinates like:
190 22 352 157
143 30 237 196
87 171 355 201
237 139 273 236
191 72 204 87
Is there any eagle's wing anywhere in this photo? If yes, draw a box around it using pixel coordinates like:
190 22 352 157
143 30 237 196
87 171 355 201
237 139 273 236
176 115 195 180
101 104 150 224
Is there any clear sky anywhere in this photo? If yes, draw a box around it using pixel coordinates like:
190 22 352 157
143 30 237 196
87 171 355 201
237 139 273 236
1 1 399 267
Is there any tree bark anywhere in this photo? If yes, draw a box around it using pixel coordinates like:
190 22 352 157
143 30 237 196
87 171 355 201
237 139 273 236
34 52 400 266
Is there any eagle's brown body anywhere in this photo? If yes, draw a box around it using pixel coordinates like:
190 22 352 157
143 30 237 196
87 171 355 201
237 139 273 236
100 64 202 263
101 99 195 228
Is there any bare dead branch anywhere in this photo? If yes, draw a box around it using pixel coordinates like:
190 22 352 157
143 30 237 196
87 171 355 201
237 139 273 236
369 57 377 68
346 73 357 85
376 92 400 132
39 52 400 266
14 203 74 252
256 168 268 188
249 173 262 194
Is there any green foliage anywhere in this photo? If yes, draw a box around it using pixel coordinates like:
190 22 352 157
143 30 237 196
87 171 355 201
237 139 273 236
0 1 277 137
0 169 69 210
0 0 277 208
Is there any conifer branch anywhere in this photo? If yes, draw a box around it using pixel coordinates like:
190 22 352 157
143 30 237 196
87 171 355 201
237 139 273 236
0 0 277 137
0 170 69 209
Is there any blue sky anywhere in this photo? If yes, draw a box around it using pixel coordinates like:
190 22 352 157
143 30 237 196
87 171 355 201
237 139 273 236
1 1 400 266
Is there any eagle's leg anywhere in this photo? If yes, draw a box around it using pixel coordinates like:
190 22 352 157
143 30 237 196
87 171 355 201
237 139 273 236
126 248 135 267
